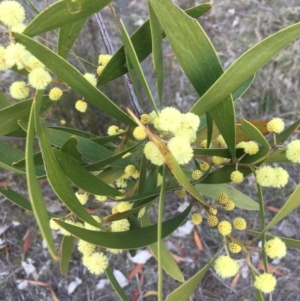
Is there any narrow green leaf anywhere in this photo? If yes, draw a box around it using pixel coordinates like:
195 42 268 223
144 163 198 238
239 119 270 149
99 3 211 84
258 185 300 238
60 136 84 164
57 19 86 58
55 203 192 249
149 0 236 158
0 187 58 217
49 126 100 139
141 213 184 282
23 0 113 37
190 22 300 117
0 96 54 136
193 148 233 157
53 149 122 196
105 267 128 301
14 33 135 126
232 75 255 102
60 236 74 274
26 91 57 260
265 150 298 164
0 91 10 108
120 20 157 112
34 105 100 228
167 249 220 301
148 1 164 107
13 151 44 168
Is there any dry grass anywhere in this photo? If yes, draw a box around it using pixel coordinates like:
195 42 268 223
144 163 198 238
1 1 300 300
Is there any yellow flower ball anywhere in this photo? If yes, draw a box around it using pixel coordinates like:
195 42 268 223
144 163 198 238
49 87 63 101
133 126 147 140
224 200 235 211
230 170 244 184
174 128 196 143
0 46 9 71
158 106 182 133
200 161 209 171
209 207 217 215
98 54 112 66
75 191 89 205
192 170 202 180
218 221 232 236
5 42 30 70
111 219 130 232
85 252 108 275
267 117 285 134
286 140 300 163
244 141 259 155
107 125 123 136
216 134 226 147
9 81 29 100
255 166 275 187
0 0 26 27
97 65 104 75
132 170 140 179
84 215 101 231
264 237 286 259
233 217 247 230
254 273 276 294
83 72 97 86
77 239 96 256
28 67 52 90
214 255 240 278
207 215 219 227
272 167 289 188
212 156 226 165
167 136 193 165
180 112 200 132
140 113 150 124
124 165 136 175
25 55 44 70
49 218 61 230
60 219 75 236
144 141 164 166
217 192 229 205
115 176 127 188
200 139 208 148
107 248 123 254
95 195 107 202
228 242 241 253
116 201 133 213
75 100 87 113
176 188 186 199
11 23 26 33
191 213 202 225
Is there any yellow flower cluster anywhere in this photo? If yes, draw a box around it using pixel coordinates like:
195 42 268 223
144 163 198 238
176 188 186 199
192 170 202 180
0 1 25 27
107 125 124 136
267 117 285 134
140 113 150 124
214 255 240 278
200 161 209 171
111 219 130 232
191 213 202 225
255 166 289 188
83 73 97 86
254 273 276 294
218 221 232 236
84 215 101 231
207 215 219 227
84 252 108 275
49 87 63 101
97 54 112 75
264 237 286 259
75 191 89 205
232 217 247 230
133 126 147 140
230 170 244 184
286 140 300 163
228 242 241 253
216 134 226 147
9 81 29 100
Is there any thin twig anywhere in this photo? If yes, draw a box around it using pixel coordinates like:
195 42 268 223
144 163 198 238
95 12 143 115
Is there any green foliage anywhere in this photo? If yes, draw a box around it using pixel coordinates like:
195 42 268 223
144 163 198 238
0 1 300 300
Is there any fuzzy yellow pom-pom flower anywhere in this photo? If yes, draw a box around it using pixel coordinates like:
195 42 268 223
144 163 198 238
217 192 229 205
28 67 52 89
224 200 235 211
107 125 123 136
49 87 63 101
174 128 196 143
140 113 150 124
286 140 300 163
267 117 285 134
133 126 147 140
192 170 202 180
25 56 44 70
85 252 108 275
216 134 226 147
212 156 226 165
49 218 61 231
244 141 259 155
0 46 9 71
228 242 241 253
9 81 29 100
124 165 136 175
272 167 289 188
111 219 130 232
201 139 208 148
180 112 200 132
236 141 247 149
116 201 133 213
77 239 96 256
209 207 217 215
97 65 104 76
115 176 127 188
218 221 232 236
230 170 244 184
60 220 75 236
168 136 193 165
176 188 186 199
264 237 286 259
95 195 107 202
84 215 101 231
75 191 89 205
200 161 209 171
191 213 202 225
132 170 140 179
83 73 97 86
11 23 26 33
98 54 112 66
214 255 240 278
5 43 30 70
255 166 275 187
75 100 87 113
233 217 247 230
144 141 164 166
0 0 26 27
158 107 182 133
207 215 219 227
254 273 276 294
